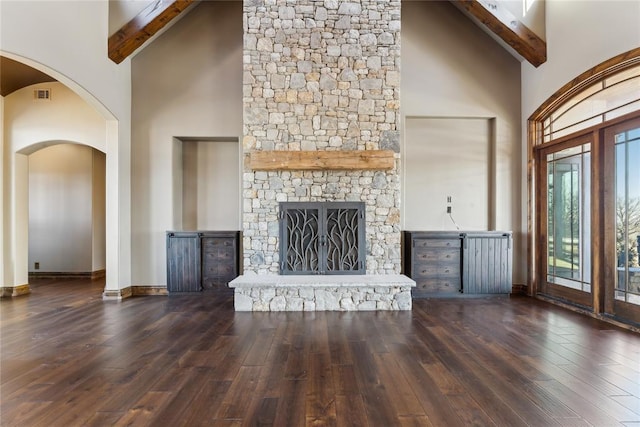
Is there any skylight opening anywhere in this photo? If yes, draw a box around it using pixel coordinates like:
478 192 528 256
523 0 537 15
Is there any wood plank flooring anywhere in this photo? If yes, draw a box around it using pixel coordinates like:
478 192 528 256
1 278 639 426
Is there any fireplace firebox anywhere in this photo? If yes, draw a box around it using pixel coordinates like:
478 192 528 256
279 202 366 275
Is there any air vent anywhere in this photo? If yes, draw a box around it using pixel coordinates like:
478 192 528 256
34 89 51 100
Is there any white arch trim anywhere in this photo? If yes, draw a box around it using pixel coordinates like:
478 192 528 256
17 139 107 156
1 51 116 121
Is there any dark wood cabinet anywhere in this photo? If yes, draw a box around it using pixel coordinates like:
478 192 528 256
461 232 513 294
410 236 462 295
167 231 240 293
403 231 512 297
404 232 462 297
201 234 238 290
166 232 202 292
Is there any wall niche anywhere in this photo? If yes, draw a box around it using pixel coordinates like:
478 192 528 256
178 137 240 231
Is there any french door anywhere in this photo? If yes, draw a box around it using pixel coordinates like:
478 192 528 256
604 118 640 324
538 135 593 308
537 116 640 325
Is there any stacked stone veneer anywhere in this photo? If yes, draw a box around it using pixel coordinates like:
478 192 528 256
235 286 412 311
230 274 415 311
242 0 401 275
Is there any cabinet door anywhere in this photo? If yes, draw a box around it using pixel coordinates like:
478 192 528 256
202 237 237 290
462 233 512 294
166 233 201 292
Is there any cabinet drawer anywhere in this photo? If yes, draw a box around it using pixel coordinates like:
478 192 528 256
203 249 234 262
202 238 235 249
413 248 459 263
412 263 460 279
415 278 461 293
203 262 235 277
413 238 461 249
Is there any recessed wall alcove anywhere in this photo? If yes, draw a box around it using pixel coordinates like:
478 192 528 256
404 117 496 231
175 137 240 231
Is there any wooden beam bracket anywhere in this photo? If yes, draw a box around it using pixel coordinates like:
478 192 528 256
108 0 196 64
450 0 547 67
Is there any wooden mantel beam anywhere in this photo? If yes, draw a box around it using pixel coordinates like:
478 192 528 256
450 0 547 67
247 150 396 171
108 0 196 64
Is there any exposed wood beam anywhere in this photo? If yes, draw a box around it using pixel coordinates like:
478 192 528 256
450 0 547 67
108 0 196 64
247 150 396 171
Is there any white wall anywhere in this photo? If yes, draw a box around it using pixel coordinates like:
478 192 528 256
402 1 523 283
28 144 105 273
92 149 106 272
109 0 153 36
522 0 640 118
5 83 107 153
1 95 6 286
195 141 239 230
131 1 242 285
1 0 132 292
405 118 491 231
0 1 130 123
182 140 240 231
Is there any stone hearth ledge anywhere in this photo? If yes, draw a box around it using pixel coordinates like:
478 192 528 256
229 274 416 312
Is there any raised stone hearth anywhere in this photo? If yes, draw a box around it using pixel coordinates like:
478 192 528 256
229 274 415 311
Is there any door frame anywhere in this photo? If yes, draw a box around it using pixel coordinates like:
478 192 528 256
536 132 595 309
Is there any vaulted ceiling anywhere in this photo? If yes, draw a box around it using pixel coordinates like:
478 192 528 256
1 0 546 97
107 0 546 67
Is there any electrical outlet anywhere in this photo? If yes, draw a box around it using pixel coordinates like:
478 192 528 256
447 196 452 203
35 262 40 270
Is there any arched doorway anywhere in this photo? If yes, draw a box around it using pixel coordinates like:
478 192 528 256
1 53 128 299
24 142 106 285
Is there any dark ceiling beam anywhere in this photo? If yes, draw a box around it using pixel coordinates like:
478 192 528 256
108 0 196 64
450 0 547 68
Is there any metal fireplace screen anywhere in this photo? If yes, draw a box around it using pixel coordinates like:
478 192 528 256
279 202 365 275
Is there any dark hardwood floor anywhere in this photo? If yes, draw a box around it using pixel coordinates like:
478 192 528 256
1 278 639 426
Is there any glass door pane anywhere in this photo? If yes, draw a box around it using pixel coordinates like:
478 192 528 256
545 144 592 294
615 127 640 305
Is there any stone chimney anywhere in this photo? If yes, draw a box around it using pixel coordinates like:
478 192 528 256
242 0 401 275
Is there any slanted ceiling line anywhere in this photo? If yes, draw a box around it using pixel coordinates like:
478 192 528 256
108 0 196 64
107 0 546 68
450 0 547 68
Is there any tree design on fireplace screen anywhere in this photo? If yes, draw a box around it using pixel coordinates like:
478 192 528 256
279 202 366 275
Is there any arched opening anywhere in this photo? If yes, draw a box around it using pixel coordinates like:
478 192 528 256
1 52 125 299
528 47 640 326
23 142 106 288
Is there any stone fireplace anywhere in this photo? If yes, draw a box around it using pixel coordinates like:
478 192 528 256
232 0 414 310
242 0 401 271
